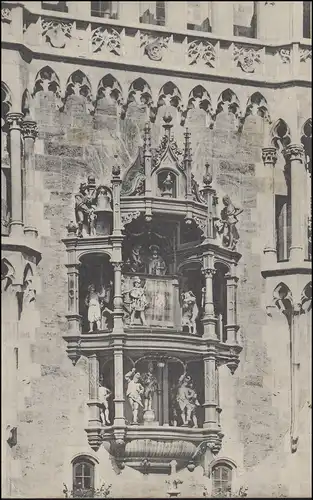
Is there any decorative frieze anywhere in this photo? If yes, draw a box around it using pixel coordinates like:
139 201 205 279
140 33 170 61
279 48 291 64
91 26 121 55
234 45 262 73
300 48 312 63
41 18 73 48
187 39 216 68
1 7 11 23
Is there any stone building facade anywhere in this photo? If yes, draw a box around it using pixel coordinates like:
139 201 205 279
1 1 312 498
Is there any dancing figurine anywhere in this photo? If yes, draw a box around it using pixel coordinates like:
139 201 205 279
125 368 144 424
176 373 200 427
99 378 112 426
129 277 148 326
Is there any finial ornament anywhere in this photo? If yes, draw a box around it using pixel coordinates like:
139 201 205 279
203 163 213 186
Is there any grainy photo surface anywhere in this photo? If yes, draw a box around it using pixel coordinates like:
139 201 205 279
1 1 312 498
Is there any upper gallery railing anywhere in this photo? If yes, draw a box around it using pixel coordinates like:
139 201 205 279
1 3 312 83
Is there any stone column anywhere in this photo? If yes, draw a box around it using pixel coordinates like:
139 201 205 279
290 304 301 453
211 2 233 36
112 262 124 334
6 113 24 238
113 344 125 427
225 275 239 344
203 348 218 429
283 144 307 262
202 268 217 340
256 2 292 41
291 1 304 39
111 164 122 235
262 147 278 264
119 1 140 23
143 123 152 196
22 120 38 239
162 363 169 425
65 262 81 334
88 354 101 426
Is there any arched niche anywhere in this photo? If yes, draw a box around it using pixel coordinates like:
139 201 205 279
178 261 205 336
213 263 229 342
99 358 115 426
78 253 114 333
156 168 177 198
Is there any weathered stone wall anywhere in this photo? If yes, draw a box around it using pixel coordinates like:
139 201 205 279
2 55 311 497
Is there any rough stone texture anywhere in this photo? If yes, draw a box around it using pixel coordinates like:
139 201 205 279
2 4 311 498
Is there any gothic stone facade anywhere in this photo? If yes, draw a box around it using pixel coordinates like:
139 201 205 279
1 2 312 498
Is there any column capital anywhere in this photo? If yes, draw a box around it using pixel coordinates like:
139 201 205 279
283 144 306 162
22 120 38 139
5 112 24 130
112 261 123 271
202 268 216 278
262 147 277 165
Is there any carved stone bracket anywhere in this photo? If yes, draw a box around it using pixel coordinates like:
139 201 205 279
193 216 207 235
262 147 277 165
121 211 141 229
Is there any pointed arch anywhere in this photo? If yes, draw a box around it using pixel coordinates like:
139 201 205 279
33 66 61 97
273 282 293 313
301 281 312 313
127 78 153 107
244 92 271 123
157 81 182 110
64 70 93 113
183 85 213 126
22 89 31 118
1 258 15 291
270 119 291 151
96 74 123 106
1 82 12 124
216 88 241 121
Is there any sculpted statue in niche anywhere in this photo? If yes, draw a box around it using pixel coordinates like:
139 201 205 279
176 373 200 427
160 172 175 198
215 195 243 251
85 283 113 332
141 362 158 413
125 368 144 424
147 245 167 276
75 178 96 237
181 291 199 334
125 244 146 274
99 377 112 426
129 277 148 326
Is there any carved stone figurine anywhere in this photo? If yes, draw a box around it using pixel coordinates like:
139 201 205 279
147 245 167 276
176 373 200 427
126 244 146 274
215 195 243 251
74 180 98 238
99 378 112 426
85 284 108 332
181 291 199 334
129 277 148 326
160 173 174 198
125 368 144 424
141 362 158 412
